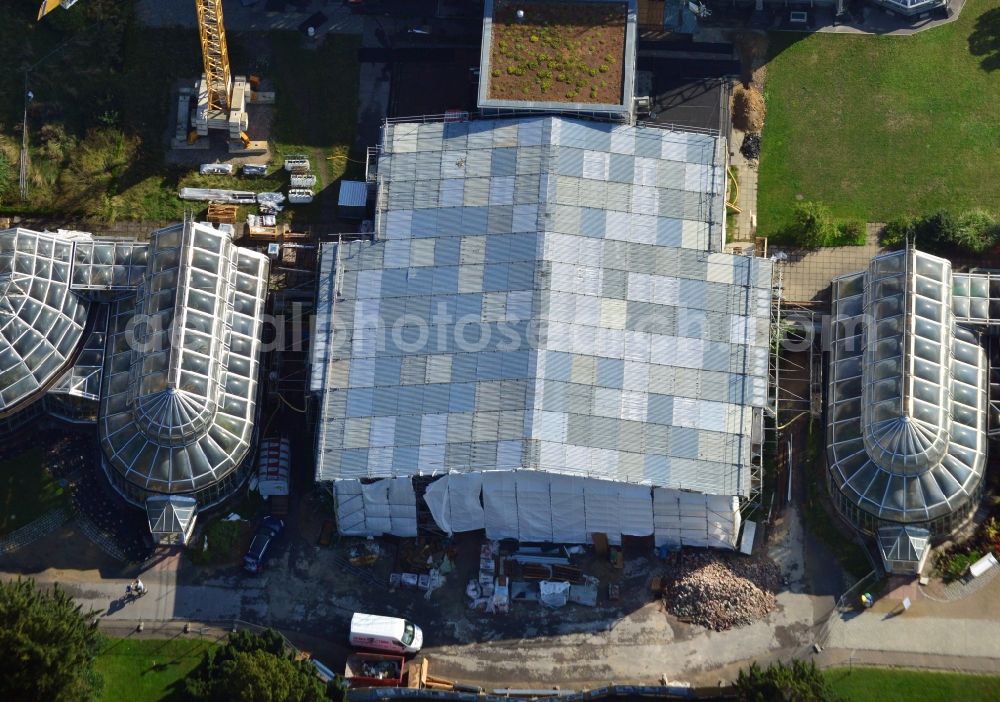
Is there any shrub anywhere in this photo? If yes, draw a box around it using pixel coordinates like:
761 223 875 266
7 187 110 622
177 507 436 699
836 219 867 246
898 209 1000 255
881 216 914 249
793 201 839 248
954 209 1000 253
935 549 983 582
735 660 839 702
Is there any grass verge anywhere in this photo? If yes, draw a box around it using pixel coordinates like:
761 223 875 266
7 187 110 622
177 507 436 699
95 637 218 702
757 0 1000 236
826 667 1000 702
0 448 64 536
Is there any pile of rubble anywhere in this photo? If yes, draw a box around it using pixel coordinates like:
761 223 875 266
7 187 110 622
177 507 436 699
663 552 781 631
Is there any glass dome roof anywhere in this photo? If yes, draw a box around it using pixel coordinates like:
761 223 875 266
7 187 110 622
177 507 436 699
828 248 986 524
0 229 90 415
99 222 269 497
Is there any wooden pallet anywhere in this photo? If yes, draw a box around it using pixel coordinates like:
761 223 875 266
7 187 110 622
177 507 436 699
207 202 238 225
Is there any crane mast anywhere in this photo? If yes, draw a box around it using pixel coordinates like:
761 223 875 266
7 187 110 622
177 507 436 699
38 0 258 148
196 0 232 114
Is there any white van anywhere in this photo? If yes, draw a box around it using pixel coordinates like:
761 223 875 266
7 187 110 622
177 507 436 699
349 612 423 654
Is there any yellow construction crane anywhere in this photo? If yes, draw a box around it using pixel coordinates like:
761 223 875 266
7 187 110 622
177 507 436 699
38 0 248 144
195 0 233 114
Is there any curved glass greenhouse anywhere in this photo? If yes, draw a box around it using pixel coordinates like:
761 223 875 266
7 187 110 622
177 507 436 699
0 229 91 417
0 222 269 543
99 222 269 509
828 248 987 538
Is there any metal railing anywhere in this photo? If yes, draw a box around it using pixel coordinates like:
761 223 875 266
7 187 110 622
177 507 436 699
814 568 880 647
384 111 470 125
634 120 721 137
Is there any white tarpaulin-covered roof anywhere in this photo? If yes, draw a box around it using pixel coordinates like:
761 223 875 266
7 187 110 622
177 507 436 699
257 437 291 498
829 248 987 526
312 116 772 502
423 471 739 548
335 477 418 537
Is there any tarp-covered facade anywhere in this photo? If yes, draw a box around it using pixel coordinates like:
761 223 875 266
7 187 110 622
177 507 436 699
312 116 772 548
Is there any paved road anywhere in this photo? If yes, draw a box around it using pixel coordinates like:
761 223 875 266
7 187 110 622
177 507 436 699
136 0 364 37
7 511 1000 687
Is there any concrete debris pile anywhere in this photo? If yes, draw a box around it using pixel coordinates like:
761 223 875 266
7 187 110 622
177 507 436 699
664 552 781 631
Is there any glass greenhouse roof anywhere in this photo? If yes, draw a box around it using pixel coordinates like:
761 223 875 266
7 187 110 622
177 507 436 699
878 525 930 565
49 304 108 401
0 228 91 415
829 249 987 523
313 116 773 497
99 222 269 495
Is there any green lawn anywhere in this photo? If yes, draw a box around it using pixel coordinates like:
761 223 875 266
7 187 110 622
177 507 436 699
758 0 1000 237
826 667 1000 701
95 637 218 702
0 448 64 536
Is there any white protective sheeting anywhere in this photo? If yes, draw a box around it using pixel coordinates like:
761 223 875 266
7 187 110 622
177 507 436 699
549 474 587 543
516 472 553 542
362 479 392 535
449 473 486 533
619 483 654 536
539 580 571 608
423 477 451 534
424 474 486 535
584 479 622 545
484 471 518 540
653 488 739 549
388 477 418 537
335 479 367 535
336 478 418 536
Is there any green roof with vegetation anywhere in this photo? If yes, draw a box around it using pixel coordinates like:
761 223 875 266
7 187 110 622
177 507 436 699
487 0 627 104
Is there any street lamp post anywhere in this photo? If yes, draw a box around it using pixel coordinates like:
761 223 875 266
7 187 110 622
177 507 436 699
17 19 101 202
19 75 32 201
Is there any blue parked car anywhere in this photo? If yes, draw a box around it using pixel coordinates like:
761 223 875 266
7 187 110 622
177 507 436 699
243 516 285 573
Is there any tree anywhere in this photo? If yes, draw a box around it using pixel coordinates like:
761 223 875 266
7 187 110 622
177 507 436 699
735 660 841 702
207 650 328 702
0 578 102 702
793 201 839 248
187 629 342 702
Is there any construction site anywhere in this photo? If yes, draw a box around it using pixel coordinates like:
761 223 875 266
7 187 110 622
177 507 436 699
2 0 1000 699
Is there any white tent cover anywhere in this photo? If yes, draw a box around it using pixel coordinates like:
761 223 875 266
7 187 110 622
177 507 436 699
417 471 737 547
335 477 417 537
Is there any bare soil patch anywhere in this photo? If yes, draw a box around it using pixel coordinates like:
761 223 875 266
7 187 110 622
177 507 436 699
489 0 626 104
732 84 766 133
